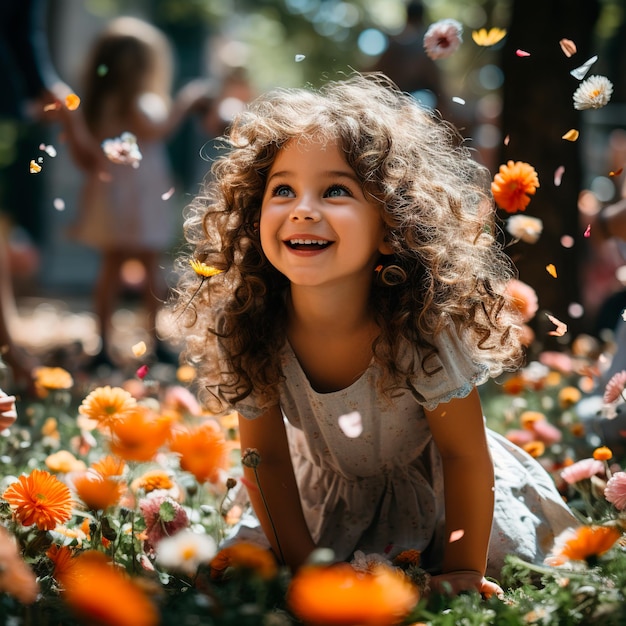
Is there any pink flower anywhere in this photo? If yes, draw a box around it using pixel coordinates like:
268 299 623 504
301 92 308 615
505 429 534 447
139 492 189 551
604 471 626 510
604 370 626 404
423 19 463 60
561 458 604 485
531 419 562 445
538 351 574 374
164 385 202 416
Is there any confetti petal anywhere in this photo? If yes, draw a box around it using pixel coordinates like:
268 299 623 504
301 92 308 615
610 168 623 177
504 134 510 146
295 54 306 62
546 313 567 337
65 93 81 110
136 364 149 380
562 129 579 142
559 38 577 57
132 341 147 357
515 49 531 57
452 96 465 105
39 143 57 157
554 165 565 186
338 411 363 438
53 198 65 211
584 224 591 237
570 55 597 80
29 160 42 174
161 187 175 201
546 263 557 278
449 529 465 543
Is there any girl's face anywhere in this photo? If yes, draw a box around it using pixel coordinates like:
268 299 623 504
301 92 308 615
260 138 392 290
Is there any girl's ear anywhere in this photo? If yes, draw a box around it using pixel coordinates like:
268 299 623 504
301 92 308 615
378 236 394 256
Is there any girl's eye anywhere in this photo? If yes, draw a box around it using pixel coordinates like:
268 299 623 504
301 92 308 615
272 185 294 197
326 184 351 198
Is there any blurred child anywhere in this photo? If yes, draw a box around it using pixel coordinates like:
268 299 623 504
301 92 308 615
72 16 206 367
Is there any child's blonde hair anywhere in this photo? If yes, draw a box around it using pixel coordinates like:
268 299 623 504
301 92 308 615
174 73 523 412
81 16 173 135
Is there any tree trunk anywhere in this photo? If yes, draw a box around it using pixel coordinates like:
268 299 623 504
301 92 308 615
500 0 600 341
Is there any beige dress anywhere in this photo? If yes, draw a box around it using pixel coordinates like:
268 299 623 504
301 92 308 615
235 327 577 577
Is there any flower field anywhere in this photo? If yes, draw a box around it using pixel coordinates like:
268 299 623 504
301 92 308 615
1 327 626 626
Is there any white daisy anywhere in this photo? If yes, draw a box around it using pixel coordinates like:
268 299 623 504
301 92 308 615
506 214 543 244
423 19 463 60
156 529 217 575
573 75 614 110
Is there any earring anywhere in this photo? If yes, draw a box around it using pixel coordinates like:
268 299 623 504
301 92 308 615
374 262 407 286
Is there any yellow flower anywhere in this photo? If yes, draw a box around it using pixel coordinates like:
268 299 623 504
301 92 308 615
33 366 73 392
78 386 137 430
190 259 223 278
45 450 87 473
131 469 174 494
558 386 582 409
472 27 506 46
593 446 613 461
522 441 545 458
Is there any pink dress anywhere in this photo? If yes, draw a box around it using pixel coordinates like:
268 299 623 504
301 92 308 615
234 327 577 576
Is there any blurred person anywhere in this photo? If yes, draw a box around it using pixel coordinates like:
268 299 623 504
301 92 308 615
373 1 448 117
70 16 207 368
0 0 103 392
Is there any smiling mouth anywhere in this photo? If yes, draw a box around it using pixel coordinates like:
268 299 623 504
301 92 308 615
285 238 333 251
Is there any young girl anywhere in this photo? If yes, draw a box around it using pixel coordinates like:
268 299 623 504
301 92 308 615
174 73 577 596
72 16 205 366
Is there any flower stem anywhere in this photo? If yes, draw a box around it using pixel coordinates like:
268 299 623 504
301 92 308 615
252 466 285 565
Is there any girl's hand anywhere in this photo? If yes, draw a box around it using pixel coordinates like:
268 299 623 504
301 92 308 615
0 391 17 430
429 570 503 599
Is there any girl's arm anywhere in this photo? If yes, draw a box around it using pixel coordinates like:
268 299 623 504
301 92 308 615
424 387 502 597
238 406 316 571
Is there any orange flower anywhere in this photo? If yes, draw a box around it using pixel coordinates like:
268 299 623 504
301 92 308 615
78 385 137 430
0 526 39 604
2 469 73 530
73 470 125 512
210 542 278 581
288 563 419 626
56 550 158 626
393 549 421 568
522 440 545 458
491 160 540 213
549 525 621 566
45 450 87 473
47 544 80 586
593 446 613 461
520 411 545 431
91 454 126 478
108 405 172 462
131 469 174 494
170 422 229 484
558 386 582 409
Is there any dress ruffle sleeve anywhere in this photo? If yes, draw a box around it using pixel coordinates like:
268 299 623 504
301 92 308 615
406 325 490 411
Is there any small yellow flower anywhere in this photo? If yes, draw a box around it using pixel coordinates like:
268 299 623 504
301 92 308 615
34 367 73 391
558 386 582 409
523 440 545 458
190 259 223 278
46 450 86 474
472 27 507 47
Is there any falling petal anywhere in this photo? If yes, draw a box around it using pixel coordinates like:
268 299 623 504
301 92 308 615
570 55 598 80
29 160 42 174
622 308 626 322
546 313 567 337
516 49 531 57
43 102 59 112
338 412 363 438
471 27 506 47
295 54 306 62
39 143 57 157
562 129 579 141
449 529 465 543
610 168 624 177
559 38 577 57
554 166 565 186
504 134 510 146
584 224 591 237
452 96 465 105
136 365 149 380
546 263 557 278
132 341 147 357
65 94 81 111
161 187 175 201
53 198 65 211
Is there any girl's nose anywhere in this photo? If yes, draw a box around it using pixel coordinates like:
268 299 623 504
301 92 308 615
289 200 321 222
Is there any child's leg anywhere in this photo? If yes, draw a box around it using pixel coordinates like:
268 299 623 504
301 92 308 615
94 249 124 358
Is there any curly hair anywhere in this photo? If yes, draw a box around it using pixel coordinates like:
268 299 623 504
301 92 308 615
172 72 524 412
